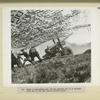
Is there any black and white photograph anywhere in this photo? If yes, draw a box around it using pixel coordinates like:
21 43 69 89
10 9 91 84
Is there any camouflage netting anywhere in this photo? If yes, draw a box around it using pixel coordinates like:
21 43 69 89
11 10 91 48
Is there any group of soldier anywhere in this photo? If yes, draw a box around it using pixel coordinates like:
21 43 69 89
12 42 63 70
11 40 72 71
11 46 42 71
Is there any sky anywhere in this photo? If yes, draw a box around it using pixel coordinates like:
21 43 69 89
67 28 91 45
63 9 91 45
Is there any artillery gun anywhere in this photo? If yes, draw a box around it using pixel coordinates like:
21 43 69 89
43 38 73 60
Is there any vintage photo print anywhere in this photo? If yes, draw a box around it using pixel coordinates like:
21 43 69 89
3 7 92 86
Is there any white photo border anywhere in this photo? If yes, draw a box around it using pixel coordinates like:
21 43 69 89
2 6 100 87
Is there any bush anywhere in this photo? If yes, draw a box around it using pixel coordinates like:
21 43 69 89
12 52 91 83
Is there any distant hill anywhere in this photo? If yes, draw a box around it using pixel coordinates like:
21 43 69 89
67 42 91 55
83 49 91 54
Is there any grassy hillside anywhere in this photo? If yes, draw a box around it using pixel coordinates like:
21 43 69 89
12 49 91 83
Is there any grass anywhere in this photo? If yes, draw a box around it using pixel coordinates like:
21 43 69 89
12 50 91 83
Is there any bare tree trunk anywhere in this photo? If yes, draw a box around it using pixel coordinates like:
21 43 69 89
57 36 64 50
52 38 56 44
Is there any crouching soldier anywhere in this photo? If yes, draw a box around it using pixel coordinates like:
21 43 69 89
19 49 32 66
11 52 17 71
45 46 51 59
29 47 42 63
16 54 23 67
11 51 22 71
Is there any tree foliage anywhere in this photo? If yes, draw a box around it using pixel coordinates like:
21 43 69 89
11 9 90 48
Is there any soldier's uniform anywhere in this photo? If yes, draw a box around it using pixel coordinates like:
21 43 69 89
19 49 32 66
11 53 17 68
29 47 42 62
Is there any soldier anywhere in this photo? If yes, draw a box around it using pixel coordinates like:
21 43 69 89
29 47 42 62
16 54 23 67
11 51 19 71
19 49 32 66
11 51 21 72
45 46 51 58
